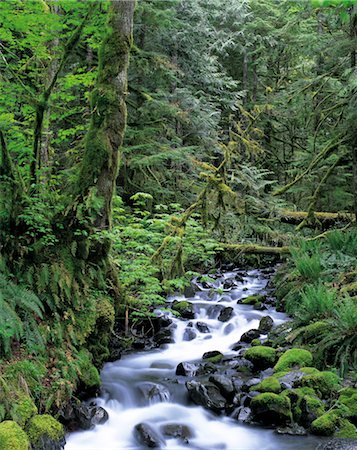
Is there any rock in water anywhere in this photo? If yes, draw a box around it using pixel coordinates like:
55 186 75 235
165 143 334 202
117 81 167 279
73 404 109 430
258 316 274 333
138 382 170 403
160 423 194 443
209 374 235 399
316 440 357 450
196 321 210 333
183 327 197 341
186 381 227 412
176 362 199 377
134 423 165 448
240 329 261 343
218 307 234 322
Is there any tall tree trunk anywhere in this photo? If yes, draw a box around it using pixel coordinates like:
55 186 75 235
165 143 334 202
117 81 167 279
350 6 357 222
77 0 135 231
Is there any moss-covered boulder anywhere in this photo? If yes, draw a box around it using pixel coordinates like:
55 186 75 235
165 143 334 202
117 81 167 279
241 294 266 305
300 371 340 399
10 395 38 427
27 414 65 450
77 349 101 389
172 301 195 319
311 411 340 436
0 420 30 449
202 350 223 364
338 388 357 425
250 392 292 425
335 419 357 438
244 346 277 371
274 348 313 372
252 377 282 394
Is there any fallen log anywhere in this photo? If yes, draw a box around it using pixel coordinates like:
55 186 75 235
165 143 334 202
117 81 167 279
275 210 354 226
220 244 290 255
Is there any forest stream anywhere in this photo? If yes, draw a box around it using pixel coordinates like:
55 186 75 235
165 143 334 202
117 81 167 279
66 268 326 450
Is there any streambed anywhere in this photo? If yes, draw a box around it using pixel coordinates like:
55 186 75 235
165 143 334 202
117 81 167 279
66 269 325 450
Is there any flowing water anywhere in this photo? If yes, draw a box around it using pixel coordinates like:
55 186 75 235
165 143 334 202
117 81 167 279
66 269 324 450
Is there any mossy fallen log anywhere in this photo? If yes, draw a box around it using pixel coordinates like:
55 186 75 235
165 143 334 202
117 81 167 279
221 244 290 255
276 210 354 226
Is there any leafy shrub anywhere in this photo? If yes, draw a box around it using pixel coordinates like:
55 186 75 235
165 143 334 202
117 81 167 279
293 252 322 282
296 284 336 324
0 274 44 357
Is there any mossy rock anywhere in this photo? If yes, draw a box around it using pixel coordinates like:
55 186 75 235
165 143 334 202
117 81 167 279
311 411 340 436
172 301 195 319
299 321 329 344
252 376 282 394
0 420 30 449
338 388 357 424
300 371 340 399
250 392 292 425
10 395 38 427
299 395 325 427
241 294 265 305
96 297 115 329
202 351 223 364
77 349 101 389
274 348 313 372
244 346 277 371
27 414 65 449
335 419 357 438
251 339 261 346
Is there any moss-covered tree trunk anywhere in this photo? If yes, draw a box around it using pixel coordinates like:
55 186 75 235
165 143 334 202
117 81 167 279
77 0 135 231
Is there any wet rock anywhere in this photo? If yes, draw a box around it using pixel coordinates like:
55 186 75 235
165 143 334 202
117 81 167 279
218 307 234 322
276 370 309 390
230 358 254 373
158 315 173 328
253 302 267 311
172 301 195 319
160 423 194 443
242 378 261 392
276 424 307 436
209 374 235 400
202 350 223 363
223 279 237 290
183 328 197 341
243 391 261 406
186 381 227 412
233 378 244 392
138 382 170 403
240 329 261 343
176 362 199 377
244 346 277 371
196 362 218 376
316 439 357 450
196 322 210 333
134 423 164 448
154 329 173 346
230 342 245 351
183 284 196 297
223 323 234 335
237 406 253 423
72 404 109 430
132 339 146 350
250 393 292 426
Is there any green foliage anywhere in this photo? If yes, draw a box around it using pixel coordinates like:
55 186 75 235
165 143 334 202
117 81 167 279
0 274 44 357
27 414 64 447
297 284 337 324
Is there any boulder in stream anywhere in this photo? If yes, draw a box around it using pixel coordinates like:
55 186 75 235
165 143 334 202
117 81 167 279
240 329 261 343
183 327 197 341
172 301 195 319
209 374 235 400
138 382 170 404
134 423 165 448
176 362 199 377
72 404 109 430
196 321 210 333
160 423 194 443
218 307 234 322
250 392 292 425
258 316 274 333
185 381 227 412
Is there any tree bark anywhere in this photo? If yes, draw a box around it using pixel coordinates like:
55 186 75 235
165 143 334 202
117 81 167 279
77 0 135 230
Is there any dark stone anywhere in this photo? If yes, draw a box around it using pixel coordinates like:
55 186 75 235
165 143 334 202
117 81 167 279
253 302 267 311
73 404 109 430
196 322 210 333
176 362 199 377
137 382 170 403
276 370 309 390
243 391 261 406
231 342 245 351
32 436 66 450
160 423 194 443
242 378 261 392
186 381 227 412
132 339 146 350
207 305 224 319
158 315 173 328
237 407 253 423
134 423 164 448
230 358 254 372
258 316 274 333
218 307 234 322
183 328 197 341
316 439 357 450
209 374 235 399
240 329 261 343
202 350 223 361
172 301 195 319
196 362 218 376
183 284 196 297
276 424 307 436
154 329 173 346
223 279 237 290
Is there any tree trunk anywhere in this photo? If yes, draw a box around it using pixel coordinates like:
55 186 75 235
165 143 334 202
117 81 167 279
77 0 135 230
350 6 357 223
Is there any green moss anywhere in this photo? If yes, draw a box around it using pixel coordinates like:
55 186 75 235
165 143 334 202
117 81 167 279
172 301 190 311
274 348 313 372
335 419 357 438
3 360 46 398
251 339 261 346
244 346 277 370
77 349 101 388
203 352 223 363
252 376 282 394
10 396 37 427
96 297 115 328
299 321 329 343
301 371 340 399
339 389 357 423
311 411 340 436
0 420 29 450
300 367 319 375
27 414 64 446
241 294 265 305
250 392 292 424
